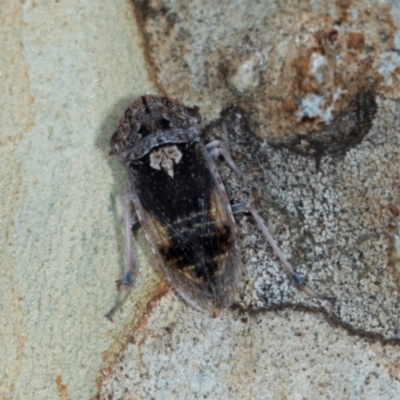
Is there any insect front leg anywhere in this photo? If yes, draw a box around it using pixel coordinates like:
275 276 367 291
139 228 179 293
206 140 243 177
106 190 140 321
232 200 330 301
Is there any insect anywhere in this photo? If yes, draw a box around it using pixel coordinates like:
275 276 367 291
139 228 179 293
106 95 321 320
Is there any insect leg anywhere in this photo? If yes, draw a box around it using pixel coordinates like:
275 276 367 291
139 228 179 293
206 140 243 177
233 200 328 300
106 191 140 321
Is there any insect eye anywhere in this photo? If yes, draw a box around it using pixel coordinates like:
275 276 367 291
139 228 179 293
110 129 125 151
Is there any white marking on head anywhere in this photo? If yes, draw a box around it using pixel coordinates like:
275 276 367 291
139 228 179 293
149 145 182 179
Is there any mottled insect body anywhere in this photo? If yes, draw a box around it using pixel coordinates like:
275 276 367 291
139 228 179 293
107 95 322 320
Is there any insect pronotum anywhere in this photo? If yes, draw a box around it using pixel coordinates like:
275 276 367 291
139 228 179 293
107 95 323 320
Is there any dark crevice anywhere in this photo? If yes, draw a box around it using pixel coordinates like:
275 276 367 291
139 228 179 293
281 90 378 159
230 301 400 345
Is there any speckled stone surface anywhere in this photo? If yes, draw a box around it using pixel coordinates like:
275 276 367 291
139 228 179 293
2 1 400 399
200 99 400 339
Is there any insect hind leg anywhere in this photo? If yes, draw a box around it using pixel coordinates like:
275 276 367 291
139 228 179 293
233 199 332 301
206 140 243 177
106 190 140 321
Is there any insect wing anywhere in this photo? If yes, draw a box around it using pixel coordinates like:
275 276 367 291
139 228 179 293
128 141 242 312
